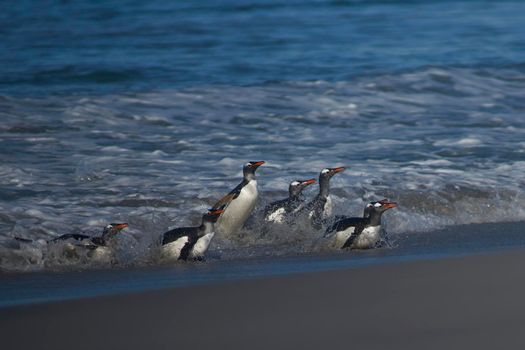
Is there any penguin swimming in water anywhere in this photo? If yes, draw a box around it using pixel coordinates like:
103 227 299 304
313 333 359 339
325 199 397 249
15 223 129 263
160 209 224 261
264 178 316 224
298 167 345 229
211 161 265 237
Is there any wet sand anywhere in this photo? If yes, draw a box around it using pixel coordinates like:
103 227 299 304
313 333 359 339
2 247 525 349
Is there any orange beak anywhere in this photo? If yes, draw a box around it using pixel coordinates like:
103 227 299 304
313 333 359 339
332 167 346 173
251 161 265 167
302 178 317 186
113 223 129 231
383 202 397 209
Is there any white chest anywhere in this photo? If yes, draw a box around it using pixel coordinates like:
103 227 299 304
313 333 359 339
89 246 112 263
323 196 333 218
353 226 381 249
266 207 286 223
190 232 215 258
236 180 258 205
334 226 355 247
217 180 258 235
161 236 189 260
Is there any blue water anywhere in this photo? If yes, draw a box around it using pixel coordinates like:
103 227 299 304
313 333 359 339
2 0 525 95
1 0 525 274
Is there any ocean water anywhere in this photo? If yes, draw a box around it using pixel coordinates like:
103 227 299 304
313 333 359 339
1 0 525 273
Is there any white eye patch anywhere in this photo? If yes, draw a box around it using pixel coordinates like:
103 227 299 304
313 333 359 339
321 168 330 174
374 202 382 208
366 204 373 208
106 224 113 229
291 181 300 186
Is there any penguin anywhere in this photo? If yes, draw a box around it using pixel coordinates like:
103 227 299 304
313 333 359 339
325 199 397 249
160 209 223 261
299 167 345 229
332 198 388 221
15 223 129 262
212 161 265 236
264 178 316 224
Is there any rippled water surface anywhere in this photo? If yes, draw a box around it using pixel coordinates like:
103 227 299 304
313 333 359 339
1 0 525 272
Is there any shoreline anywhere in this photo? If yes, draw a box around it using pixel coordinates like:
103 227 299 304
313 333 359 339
1 220 525 308
2 248 525 349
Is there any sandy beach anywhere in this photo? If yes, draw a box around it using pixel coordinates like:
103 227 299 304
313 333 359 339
2 247 525 349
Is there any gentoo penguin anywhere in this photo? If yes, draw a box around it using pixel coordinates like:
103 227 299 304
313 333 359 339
160 209 223 261
325 199 397 249
299 167 345 229
212 161 265 236
264 178 316 224
16 223 129 262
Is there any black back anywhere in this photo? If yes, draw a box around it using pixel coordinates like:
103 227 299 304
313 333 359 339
326 217 367 234
325 216 369 248
161 226 201 261
161 226 199 245
50 233 109 248
264 197 302 217
50 233 92 243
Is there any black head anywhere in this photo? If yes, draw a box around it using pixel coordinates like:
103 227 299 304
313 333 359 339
289 178 316 197
319 167 345 182
318 167 345 197
364 199 397 226
243 161 265 180
101 223 129 240
363 198 389 217
202 209 224 223
364 199 397 215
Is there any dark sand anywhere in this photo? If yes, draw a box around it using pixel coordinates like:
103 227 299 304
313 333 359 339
2 248 525 349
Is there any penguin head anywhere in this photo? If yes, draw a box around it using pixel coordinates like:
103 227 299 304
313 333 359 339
101 223 129 240
202 209 224 223
243 161 265 180
289 178 316 197
365 199 397 215
319 167 345 181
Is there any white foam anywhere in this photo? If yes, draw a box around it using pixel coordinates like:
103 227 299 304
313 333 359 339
101 146 130 153
410 159 453 166
434 137 482 147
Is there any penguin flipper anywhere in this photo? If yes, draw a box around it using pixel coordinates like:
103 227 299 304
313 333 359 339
341 234 356 249
211 179 248 211
325 217 364 237
14 236 34 243
341 223 366 249
178 242 193 261
211 191 240 211
51 233 91 243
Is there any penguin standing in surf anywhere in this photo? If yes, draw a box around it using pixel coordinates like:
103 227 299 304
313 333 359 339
264 178 316 224
298 167 345 229
160 209 223 261
211 161 265 237
325 199 397 249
